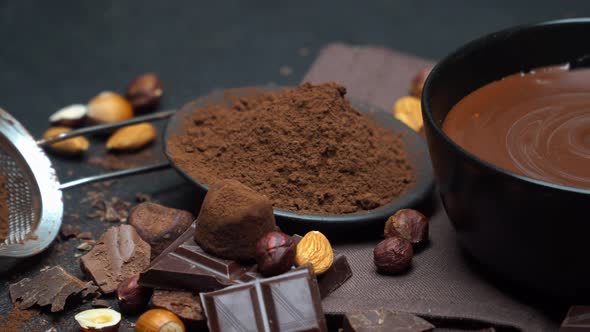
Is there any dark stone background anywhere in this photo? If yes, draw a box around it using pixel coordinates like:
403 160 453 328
1 1 590 331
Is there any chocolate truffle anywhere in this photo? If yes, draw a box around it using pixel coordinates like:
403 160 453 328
194 179 277 262
80 225 151 294
129 202 194 258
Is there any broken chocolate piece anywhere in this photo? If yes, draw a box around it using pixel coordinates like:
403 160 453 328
561 306 590 332
294 234 353 298
342 308 434 332
77 231 94 240
139 223 261 292
129 202 194 258
9 266 98 312
151 289 206 330
80 225 150 294
195 179 277 262
60 224 81 239
200 265 327 332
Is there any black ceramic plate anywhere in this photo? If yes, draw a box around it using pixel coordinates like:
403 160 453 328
164 87 434 234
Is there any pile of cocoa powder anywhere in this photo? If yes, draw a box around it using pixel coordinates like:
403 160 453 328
168 82 415 214
0 174 9 241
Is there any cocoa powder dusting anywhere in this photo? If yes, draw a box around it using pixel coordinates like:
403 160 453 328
0 174 9 241
168 82 415 214
0 307 37 332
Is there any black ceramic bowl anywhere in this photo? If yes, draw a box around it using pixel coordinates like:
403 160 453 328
422 18 590 299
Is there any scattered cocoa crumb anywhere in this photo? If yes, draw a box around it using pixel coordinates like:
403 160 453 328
64 213 80 221
88 149 161 171
135 193 151 203
279 65 293 76
85 194 131 223
60 224 81 239
77 242 93 251
67 169 74 176
77 232 93 240
91 299 111 308
0 307 38 332
298 47 310 56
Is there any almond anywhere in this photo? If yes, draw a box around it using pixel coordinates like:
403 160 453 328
294 230 334 275
43 127 90 155
392 96 423 132
88 91 134 124
106 123 157 151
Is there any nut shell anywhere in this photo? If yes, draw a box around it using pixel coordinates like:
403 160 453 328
75 308 121 332
43 127 90 155
88 91 134 124
392 96 423 132
126 73 164 110
294 231 334 275
384 209 429 245
373 237 413 275
255 231 296 277
106 123 157 151
136 308 185 332
49 104 87 127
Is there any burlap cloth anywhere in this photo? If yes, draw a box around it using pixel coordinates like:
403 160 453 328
304 44 563 331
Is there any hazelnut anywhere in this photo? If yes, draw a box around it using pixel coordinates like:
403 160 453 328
255 231 296 277
116 274 152 314
409 66 432 98
384 209 429 246
74 308 121 332
136 309 185 332
373 237 413 275
106 123 157 151
126 73 164 111
43 127 90 155
392 96 423 132
49 104 87 127
294 231 334 275
88 91 134 124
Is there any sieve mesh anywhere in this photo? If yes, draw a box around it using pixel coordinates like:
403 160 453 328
0 136 39 244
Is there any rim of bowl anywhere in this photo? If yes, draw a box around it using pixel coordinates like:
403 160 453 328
422 17 590 195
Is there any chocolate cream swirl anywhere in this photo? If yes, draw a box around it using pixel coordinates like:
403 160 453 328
443 66 590 190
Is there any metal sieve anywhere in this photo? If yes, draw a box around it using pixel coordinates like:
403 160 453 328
0 108 173 258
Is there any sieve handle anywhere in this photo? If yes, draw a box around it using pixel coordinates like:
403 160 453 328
36 109 176 146
59 161 171 190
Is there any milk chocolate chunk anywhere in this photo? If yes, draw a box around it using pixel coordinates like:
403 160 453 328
129 202 194 258
195 179 277 262
560 306 590 331
342 308 434 332
151 289 206 330
9 266 98 312
80 225 150 294
200 266 327 332
294 234 353 298
139 223 261 292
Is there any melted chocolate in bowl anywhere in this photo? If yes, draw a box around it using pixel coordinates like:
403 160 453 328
443 65 590 189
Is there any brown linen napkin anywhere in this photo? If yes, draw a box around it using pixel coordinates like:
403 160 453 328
303 43 562 331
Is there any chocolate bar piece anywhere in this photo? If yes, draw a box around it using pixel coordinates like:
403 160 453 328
139 223 261 292
560 306 590 331
10 266 98 312
151 289 206 330
293 235 353 298
342 308 434 332
200 266 327 332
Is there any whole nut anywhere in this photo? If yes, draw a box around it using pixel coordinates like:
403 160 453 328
126 73 164 111
294 230 334 275
255 231 296 277
373 237 413 275
409 66 432 98
136 309 185 332
106 123 157 151
43 127 90 155
74 308 121 332
116 274 152 314
88 91 134 124
384 209 429 246
392 96 423 132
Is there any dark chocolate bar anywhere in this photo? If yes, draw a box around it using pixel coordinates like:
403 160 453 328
138 223 261 292
293 234 353 298
342 308 434 332
560 306 590 332
200 266 327 332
